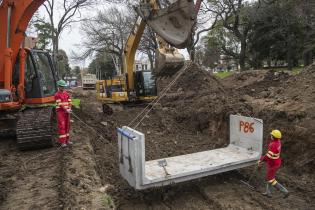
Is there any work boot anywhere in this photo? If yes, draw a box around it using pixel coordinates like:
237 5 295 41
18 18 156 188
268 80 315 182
67 141 74 145
262 183 272 198
274 182 289 198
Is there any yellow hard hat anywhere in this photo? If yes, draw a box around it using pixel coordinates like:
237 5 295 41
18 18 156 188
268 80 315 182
271 130 282 139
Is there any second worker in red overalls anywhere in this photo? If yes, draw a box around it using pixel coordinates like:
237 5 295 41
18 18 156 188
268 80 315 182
55 80 72 147
258 129 289 198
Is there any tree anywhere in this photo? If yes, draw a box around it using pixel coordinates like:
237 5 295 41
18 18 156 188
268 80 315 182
80 5 158 71
196 34 221 68
204 0 254 71
138 28 158 70
88 52 116 79
72 66 81 80
33 20 53 50
38 0 97 65
57 49 71 78
248 0 307 70
188 0 220 61
296 0 315 66
80 6 134 64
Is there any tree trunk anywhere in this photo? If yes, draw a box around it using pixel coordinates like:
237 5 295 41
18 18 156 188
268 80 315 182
52 34 59 76
287 50 293 71
303 51 313 66
239 39 247 71
147 51 154 71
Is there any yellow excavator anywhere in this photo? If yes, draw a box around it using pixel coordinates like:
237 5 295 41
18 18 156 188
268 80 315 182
96 0 198 111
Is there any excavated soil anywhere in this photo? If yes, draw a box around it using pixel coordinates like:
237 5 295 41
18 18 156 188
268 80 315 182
0 110 108 210
72 63 314 209
0 62 314 209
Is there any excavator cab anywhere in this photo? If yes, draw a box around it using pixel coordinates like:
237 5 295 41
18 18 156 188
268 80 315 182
13 49 57 102
134 71 157 99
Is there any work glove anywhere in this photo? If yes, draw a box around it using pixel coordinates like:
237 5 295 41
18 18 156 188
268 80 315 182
66 109 72 114
257 160 263 168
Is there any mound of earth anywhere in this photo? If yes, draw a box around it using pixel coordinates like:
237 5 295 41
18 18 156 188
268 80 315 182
222 67 315 176
133 63 253 160
73 61 315 209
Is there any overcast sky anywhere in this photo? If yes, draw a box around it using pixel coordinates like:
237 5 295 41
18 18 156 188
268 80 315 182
32 1 210 68
34 3 98 68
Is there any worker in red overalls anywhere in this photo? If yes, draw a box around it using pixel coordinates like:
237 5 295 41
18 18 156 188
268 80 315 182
258 130 289 198
55 80 72 147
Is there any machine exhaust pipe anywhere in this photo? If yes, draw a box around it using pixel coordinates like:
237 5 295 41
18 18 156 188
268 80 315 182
6 5 12 48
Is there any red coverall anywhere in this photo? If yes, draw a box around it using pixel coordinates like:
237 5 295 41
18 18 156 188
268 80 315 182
55 90 72 145
260 138 282 186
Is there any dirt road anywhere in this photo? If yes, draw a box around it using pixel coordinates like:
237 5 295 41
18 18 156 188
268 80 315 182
0 116 108 210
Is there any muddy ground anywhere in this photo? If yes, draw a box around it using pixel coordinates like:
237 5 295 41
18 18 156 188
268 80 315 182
0 63 314 209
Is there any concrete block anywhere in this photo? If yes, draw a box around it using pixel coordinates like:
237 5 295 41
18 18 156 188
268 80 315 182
118 115 263 190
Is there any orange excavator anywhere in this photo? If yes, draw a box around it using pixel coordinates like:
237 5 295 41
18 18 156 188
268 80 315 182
0 0 198 150
0 0 58 150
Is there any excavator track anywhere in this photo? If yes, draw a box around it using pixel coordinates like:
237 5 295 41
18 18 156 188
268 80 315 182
16 107 55 150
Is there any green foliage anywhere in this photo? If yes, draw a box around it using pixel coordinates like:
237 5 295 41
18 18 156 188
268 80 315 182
248 0 306 69
56 49 71 78
71 99 81 109
33 21 53 50
72 66 81 80
101 194 115 209
88 52 116 79
201 0 315 70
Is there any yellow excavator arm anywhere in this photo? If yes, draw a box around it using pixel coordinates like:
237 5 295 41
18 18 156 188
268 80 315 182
124 0 198 87
123 16 147 92
97 0 199 106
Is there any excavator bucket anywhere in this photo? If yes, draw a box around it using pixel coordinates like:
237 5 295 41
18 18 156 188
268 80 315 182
137 0 196 49
154 48 185 77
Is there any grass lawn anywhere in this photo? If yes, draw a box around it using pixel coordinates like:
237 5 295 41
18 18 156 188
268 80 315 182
292 66 303 75
213 66 303 79
214 71 235 78
266 66 303 75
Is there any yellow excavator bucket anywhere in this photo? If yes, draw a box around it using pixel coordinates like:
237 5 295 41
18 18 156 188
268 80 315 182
154 47 185 77
137 0 196 49
136 0 196 76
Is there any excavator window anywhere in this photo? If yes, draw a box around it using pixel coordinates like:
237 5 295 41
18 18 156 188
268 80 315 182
12 51 36 95
32 51 56 96
135 71 157 97
110 85 123 92
25 54 36 94
142 71 157 96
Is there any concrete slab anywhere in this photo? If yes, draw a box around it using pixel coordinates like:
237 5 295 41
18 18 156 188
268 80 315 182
118 115 263 190
145 145 259 181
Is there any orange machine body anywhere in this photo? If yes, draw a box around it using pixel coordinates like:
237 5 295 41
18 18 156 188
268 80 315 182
0 0 52 111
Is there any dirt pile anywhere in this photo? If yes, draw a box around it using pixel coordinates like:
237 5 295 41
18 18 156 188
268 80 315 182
253 67 315 175
138 63 314 184
73 63 315 209
153 64 244 132
132 63 253 160
1 62 314 210
222 69 290 92
219 67 315 176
